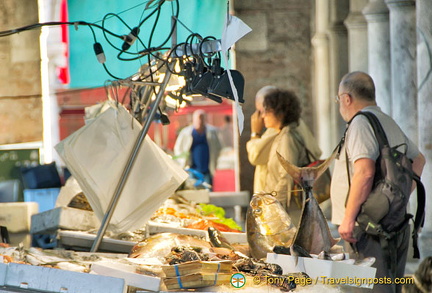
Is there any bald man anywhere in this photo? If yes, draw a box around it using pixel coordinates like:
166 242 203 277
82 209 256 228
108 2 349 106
332 71 425 293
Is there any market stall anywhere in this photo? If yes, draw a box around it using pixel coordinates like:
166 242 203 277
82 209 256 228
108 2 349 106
0 175 378 293
0 42 377 293
0 2 378 292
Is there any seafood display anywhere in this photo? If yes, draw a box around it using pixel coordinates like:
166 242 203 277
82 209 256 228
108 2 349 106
129 233 213 260
129 229 249 264
245 151 339 260
4 163 374 292
0 245 130 273
276 151 339 255
246 193 297 259
150 194 243 232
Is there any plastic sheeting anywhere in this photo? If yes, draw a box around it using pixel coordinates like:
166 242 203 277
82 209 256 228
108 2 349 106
55 101 188 233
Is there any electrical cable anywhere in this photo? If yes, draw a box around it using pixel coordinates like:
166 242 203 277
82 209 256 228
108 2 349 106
172 16 194 35
200 36 217 59
147 2 162 49
92 0 150 24
103 63 122 80
100 14 142 53
132 0 179 59
101 13 133 53
137 0 166 28
0 0 220 84
85 20 125 80
106 0 178 63
150 0 179 49
0 21 123 39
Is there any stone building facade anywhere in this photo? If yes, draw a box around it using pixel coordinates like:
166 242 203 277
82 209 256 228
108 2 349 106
0 1 43 144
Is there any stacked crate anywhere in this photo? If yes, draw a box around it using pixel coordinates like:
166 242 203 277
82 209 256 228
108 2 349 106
0 202 38 247
162 260 233 290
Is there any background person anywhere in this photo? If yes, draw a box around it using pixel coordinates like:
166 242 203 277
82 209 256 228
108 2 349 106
247 86 322 194
247 86 278 193
246 87 322 226
331 71 426 293
174 109 222 187
219 115 234 149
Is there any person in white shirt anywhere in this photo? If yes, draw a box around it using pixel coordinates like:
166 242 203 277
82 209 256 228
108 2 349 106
174 109 222 186
331 71 425 293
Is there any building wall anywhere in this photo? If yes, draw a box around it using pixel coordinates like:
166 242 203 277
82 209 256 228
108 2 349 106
0 0 42 144
234 0 315 195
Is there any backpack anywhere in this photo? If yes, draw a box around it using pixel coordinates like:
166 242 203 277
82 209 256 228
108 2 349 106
343 111 425 259
291 129 331 206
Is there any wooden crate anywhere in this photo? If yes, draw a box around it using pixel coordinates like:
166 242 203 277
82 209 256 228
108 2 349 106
162 260 232 277
163 272 232 290
162 260 232 290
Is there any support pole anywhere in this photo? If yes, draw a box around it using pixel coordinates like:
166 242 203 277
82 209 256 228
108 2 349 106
90 64 173 252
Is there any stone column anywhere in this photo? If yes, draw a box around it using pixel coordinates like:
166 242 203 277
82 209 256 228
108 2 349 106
363 0 392 115
386 0 417 142
39 0 63 164
328 0 350 141
312 0 333 156
344 0 369 72
416 0 432 256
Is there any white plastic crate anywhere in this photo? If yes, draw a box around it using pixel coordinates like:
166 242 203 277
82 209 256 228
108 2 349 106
0 202 38 233
5 262 125 293
24 188 60 213
266 253 377 289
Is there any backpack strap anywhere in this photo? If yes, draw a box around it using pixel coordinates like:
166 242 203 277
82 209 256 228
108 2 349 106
356 111 389 147
343 111 388 190
339 110 386 162
343 111 425 259
342 111 384 203
412 174 426 259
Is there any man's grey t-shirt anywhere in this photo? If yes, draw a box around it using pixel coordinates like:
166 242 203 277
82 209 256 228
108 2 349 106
331 105 420 225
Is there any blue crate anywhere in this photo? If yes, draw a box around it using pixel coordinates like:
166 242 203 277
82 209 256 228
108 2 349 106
23 188 60 213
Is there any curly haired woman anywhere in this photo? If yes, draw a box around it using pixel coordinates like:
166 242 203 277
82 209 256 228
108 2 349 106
246 87 322 226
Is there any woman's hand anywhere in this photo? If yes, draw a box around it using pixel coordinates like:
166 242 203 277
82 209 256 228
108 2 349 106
251 110 264 134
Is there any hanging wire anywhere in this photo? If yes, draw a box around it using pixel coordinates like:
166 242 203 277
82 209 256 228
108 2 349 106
93 1 151 24
0 21 123 39
0 0 219 83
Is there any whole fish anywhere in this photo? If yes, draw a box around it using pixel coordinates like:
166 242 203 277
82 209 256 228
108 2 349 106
207 227 249 259
207 227 234 250
246 192 297 259
129 232 212 259
276 151 339 255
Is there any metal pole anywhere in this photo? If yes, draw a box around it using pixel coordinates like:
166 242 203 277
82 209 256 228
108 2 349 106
90 64 173 252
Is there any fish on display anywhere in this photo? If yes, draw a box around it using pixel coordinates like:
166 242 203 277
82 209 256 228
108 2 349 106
246 192 297 259
207 227 249 259
276 151 339 255
207 227 234 250
129 232 212 259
